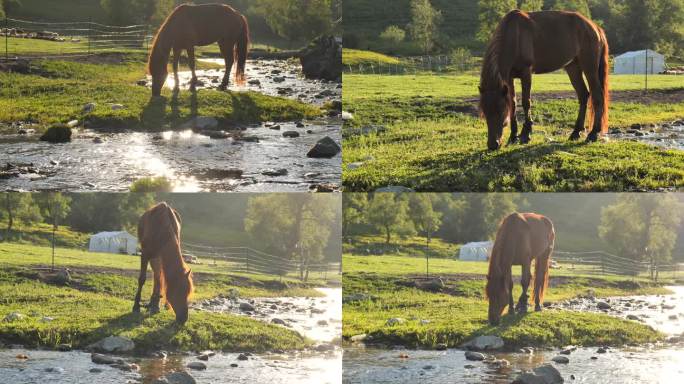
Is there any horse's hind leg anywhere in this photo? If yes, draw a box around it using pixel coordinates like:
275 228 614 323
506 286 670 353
187 47 198 87
566 61 589 140
507 77 519 145
579 54 605 142
507 272 515 316
218 40 235 90
132 257 149 313
149 257 162 314
519 69 533 144
517 261 531 313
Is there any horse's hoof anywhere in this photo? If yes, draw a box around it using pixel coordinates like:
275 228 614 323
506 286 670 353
535 306 542 312
132 306 140 313
507 136 519 145
569 131 582 141
519 136 531 144
585 133 599 143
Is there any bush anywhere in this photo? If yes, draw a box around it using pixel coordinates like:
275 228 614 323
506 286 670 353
343 32 361 49
380 25 406 45
129 176 173 193
450 47 474 71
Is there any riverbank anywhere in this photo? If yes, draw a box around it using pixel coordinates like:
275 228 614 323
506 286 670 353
343 259 669 349
0 54 323 135
0 243 337 354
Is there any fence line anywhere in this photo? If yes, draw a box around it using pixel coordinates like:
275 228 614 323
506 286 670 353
344 54 479 75
553 249 682 280
2 17 151 59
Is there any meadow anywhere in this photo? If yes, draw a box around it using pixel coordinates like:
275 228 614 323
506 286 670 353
0 242 328 353
342 67 684 192
342 254 669 349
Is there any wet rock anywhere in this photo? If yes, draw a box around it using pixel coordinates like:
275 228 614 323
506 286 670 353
248 79 261 86
312 183 338 192
88 335 135 353
627 314 640 321
137 79 148 86
3 312 24 322
180 116 219 130
56 343 72 351
273 76 286 83
111 104 125 110
386 317 405 326
40 125 72 143
435 343 447 351
350 334 367 343
282 130 300 138
317 319 328 326
237 353 249 361
307 136 341 158
272 318 287 325
200 130 230 139
89 368 103 373
239 302 255 312
91 353 124 365
261 168 288 177
512 364 564 384
45 367 65 373
92 137 104 144
551 355 569 364
375 186 415 193
314 343 335 352
187 361 207 370
559 346 576 355
199 168 243 179
463 335 504 351
465 351 485 361
159 372 197 384
596 347 607 354
82 103 96 113
197 354 209 361
238 135 260 143
300 35 341 81
597 301 611 310
66 119 79 128
296 121 306 128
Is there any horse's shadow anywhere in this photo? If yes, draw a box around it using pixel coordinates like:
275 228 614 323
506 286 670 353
87 310 183 351
141 87 199 130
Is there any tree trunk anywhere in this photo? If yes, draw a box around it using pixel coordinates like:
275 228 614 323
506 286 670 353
385 225 390 244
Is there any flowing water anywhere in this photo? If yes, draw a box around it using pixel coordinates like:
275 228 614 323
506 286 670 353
0 121 340 192
1 59 341 192
0 288 342 384
610 120 684 151
343 286 684 384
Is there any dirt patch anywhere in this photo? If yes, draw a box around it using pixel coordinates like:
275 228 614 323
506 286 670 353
533 87 684 105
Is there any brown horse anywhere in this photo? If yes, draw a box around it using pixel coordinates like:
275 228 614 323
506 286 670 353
133 202 194 325
479 10 609 150
486 212 555 325
148 3 249 96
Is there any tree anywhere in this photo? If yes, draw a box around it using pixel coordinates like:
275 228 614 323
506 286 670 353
408 194 442 247
518 0 543 12
551 0 591 17
380 25 406 45
36 193 71 230
245 194 336 281
342 193 368 240
408 0 442 54
101 0 174 25
1 193 40 240
366 193 412 244
599 194 682 280
251 0 333 42
477 0 517 43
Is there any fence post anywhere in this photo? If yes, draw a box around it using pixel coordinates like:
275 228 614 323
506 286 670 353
87 18 92 54
5 17 8 60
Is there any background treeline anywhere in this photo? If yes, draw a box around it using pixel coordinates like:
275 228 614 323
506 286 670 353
0 193 341 264
1 0 341 48
343 0 684 58
344 193 684 264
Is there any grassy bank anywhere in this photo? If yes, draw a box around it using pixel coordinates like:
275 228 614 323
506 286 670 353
343 235 459 260
342 73 684 192
0 55 320 134
0 243 328 353
343 256 667 349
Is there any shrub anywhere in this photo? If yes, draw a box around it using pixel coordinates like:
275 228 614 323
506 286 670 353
380 25 406 45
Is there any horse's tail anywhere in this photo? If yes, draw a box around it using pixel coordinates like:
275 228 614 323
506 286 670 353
588 25 610 134
235 14 249 85
533 219 554 305
486 213 523 299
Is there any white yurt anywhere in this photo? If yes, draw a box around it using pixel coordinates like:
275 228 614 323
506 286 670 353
613 49 665 74
88 231 138 255
458 241 492 261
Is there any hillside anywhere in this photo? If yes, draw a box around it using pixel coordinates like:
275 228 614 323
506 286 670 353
10 0 108 22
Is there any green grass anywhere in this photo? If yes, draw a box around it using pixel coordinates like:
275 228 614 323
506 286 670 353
343 235 459 260
342 49 401 66
342 268 666 349
0 57 320 133
343 73 684 192
1 222 89 249
0 268 307 353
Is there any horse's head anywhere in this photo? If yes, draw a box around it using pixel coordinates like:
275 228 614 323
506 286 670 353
167 269 193 325
151 68 167 97
479 84 511 150
486 273 509 326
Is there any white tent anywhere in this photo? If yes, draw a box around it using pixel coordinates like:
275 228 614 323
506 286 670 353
88 231 138 255
459 241 492 261
613 49 665 74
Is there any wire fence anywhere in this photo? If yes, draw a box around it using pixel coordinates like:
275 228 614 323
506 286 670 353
182 242 340 282
344 54 479 75
553 250 683 280
2 17 151 59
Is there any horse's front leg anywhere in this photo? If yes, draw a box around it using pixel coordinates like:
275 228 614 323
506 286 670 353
133 257 149 313
519 70 533 144
517 262 531 313
218 40 235 90
172 48 181 90
565 62 589 141
507 274 516 316
149 257 162 314
187 46 198 88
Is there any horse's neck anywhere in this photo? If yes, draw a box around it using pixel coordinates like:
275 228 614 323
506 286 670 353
151 29 172 69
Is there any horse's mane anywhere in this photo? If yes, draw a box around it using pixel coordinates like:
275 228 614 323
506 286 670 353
147 5 184 75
